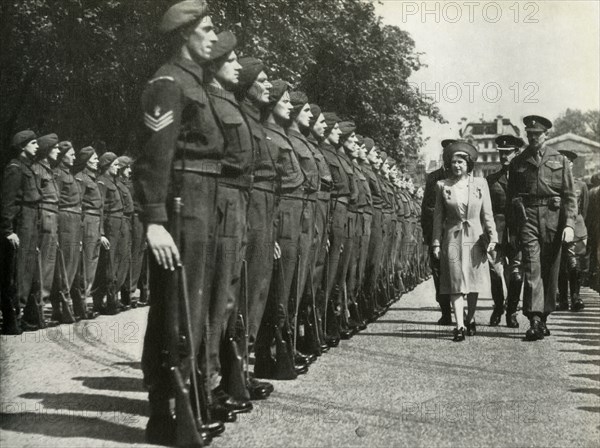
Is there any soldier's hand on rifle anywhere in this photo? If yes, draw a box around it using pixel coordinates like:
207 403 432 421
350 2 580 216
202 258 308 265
100 236 111 250
147 223 181 271
562 226 574 243
274 241 281 260
432 246 440 259
6 233 19 249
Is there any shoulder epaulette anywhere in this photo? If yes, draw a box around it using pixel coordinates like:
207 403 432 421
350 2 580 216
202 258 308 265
148 76 175 85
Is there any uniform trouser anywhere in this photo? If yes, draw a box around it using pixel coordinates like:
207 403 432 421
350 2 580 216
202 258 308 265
379 212 393 301
308 196 330 340
91 215 126 310
275 196 313 350
245 188 277 343
558 238 587 300
207 184 248 389
365 207 384 300
346 211 364 305
15 206 40 316
489 244 506 312
116 217 132 294
519 205 562 318
71 214 101 306
122 213 145 302
38 209 59 301
142 173 218 405
325 200 348 299
50 211 83 315
357 213 373 294
0 238 18 325
337 210 357 314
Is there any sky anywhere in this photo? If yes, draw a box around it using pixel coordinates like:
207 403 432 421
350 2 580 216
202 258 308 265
374 0 600 162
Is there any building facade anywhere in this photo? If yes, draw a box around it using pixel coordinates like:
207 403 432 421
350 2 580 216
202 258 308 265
545 133 600 182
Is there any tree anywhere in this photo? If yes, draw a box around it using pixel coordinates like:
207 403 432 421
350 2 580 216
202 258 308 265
1 0 444 169
549 108 600 142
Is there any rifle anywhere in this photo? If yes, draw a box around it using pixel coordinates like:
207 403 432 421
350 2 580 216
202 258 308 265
56 242 76 323
164 196 204 447
34 246 47 328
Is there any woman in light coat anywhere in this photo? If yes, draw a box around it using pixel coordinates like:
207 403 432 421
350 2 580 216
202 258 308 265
432 141 498 341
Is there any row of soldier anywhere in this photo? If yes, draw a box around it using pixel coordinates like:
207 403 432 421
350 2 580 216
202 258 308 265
1 136 150 334
1 1 429 446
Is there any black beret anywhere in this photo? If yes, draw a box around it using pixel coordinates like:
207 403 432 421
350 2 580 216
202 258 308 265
268 79 292 105
57 141 74 159
289 91 309 116
159 0 209 34
495 135 524 150
446 141 478 161
559 150 577 161
238 57 265 89
12 130 36 148
363 137 375 151
523 115 552 133
37 133 59 158
387 158 397 168
355 134 364 146
74 146 96 172
323 112 341 130
116 155 133 168
98 152 118 170
380 151 388 162
309 104 322 128
210 31 237 61
339 121 356 140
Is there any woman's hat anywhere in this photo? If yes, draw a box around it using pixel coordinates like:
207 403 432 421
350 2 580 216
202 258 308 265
446 141 478 161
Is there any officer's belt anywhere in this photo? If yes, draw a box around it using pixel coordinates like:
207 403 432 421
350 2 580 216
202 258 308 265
252 180 276 193
40 203 59 213
521 195 560 207
105 210 124 217
280 188 317 202
83 209 102 217
173 159 222 175
59 205 82 214
219 174 254 190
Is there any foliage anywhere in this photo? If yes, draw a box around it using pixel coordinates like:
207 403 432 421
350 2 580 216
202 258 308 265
1 0 444 168
549 108 600 142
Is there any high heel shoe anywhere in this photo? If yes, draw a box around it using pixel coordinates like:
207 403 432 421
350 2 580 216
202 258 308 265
466 320 477 336
452 327 466 342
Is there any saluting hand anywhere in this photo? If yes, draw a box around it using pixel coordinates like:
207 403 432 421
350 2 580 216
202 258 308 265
147 224 181 271
6 233 19 249
562 226 574 243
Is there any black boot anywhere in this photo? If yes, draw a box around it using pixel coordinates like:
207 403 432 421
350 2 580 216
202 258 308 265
525 318 544 341
570 270 584 311
505 273 522 327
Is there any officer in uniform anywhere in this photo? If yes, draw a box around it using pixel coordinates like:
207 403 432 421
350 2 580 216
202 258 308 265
32 134 63 326
134 1 226 444
486 135 524 327
557 150 587 311
114 156 134 310
1 131 41 333
506 115 577 340
421 139 455 325
49 141 83 322
71 147 102 320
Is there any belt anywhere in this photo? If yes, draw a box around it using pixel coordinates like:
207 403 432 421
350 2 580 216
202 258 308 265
253 180 276 193
59 206 82 214
40 203 59 213
335 196 350 205
173 159 222 175
83 209 101 217
219 174 254 190
521 195 560 207
105 211 124 217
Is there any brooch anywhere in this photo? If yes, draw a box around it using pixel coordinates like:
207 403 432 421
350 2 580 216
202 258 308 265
443 186 452 200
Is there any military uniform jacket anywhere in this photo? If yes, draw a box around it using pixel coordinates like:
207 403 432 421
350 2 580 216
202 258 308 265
486 167 508 243
135 57 224 223
118 178 135 216
363 163 384 209
506 145 577 234
241 100 277 182
353 160 372 213
76 168 103 215
421 167 447 245
263 121 304 195
320 142 349 198
307 135 332 191
55 164 82 212
0 153 41 236
573 179 588 240
98 174 124 221
34 159 59 210
206 84 253 176
337 149 358 210
288 129 320 193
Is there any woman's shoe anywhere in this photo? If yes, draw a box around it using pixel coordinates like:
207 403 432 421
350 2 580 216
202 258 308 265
466 320 477 336
452 327 466 342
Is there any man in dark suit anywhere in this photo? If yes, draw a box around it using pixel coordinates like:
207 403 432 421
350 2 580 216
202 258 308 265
487 135 524 327
421 139 454 325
